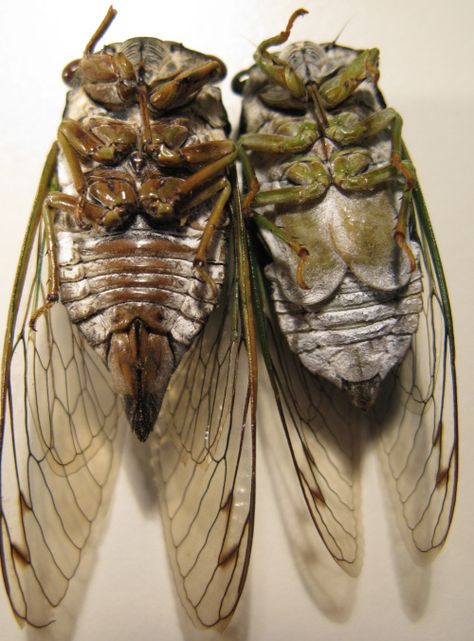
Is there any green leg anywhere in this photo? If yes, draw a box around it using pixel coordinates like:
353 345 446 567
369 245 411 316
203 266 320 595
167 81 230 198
239 119 318 154
238 142 260 214
319 48 380 108
331 148 398 190
331 139 417 269
326 108 397 145
253 158 330 207
253 212 309 289
253 8 308 99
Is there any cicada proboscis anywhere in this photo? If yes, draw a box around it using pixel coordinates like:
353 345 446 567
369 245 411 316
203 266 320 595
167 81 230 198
0 6 257 630
233 8 458 575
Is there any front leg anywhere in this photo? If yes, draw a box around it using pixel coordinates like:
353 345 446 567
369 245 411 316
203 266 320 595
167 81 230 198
149 58 227 112
253 8 308 99
319 49 380 108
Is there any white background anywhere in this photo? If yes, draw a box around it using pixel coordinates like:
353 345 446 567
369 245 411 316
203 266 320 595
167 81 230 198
0 0 473 640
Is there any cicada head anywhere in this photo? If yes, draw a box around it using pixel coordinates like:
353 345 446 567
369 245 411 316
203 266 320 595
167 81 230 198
256 41 341 112
282 42 340 84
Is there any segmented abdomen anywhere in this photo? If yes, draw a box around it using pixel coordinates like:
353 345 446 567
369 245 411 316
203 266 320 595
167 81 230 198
57 216 226 364
269 268 423 405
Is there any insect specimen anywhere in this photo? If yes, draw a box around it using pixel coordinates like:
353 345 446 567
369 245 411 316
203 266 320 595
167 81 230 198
234 8 458 572
0 6 256 630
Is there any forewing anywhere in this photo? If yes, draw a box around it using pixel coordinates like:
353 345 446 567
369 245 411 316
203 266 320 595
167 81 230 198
0 147 123 626
372 179 458 556
151 183 257 629
250 242 362 576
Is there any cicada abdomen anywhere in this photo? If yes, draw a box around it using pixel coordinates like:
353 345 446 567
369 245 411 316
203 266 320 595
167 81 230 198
1 7 255 630
235 8 457 570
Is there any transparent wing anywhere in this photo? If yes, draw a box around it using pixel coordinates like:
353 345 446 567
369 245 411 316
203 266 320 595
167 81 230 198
0 146 123 626
151 181 257 629
250 241 362 576
372 179 458 556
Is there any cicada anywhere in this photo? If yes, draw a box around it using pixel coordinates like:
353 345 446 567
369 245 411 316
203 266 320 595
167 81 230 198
233 9 458 573
0 6 256 630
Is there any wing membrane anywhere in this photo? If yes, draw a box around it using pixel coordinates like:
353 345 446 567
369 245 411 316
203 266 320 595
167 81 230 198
0 149 123 626
372 180 458 555
152 181 257 628
250 241 361 575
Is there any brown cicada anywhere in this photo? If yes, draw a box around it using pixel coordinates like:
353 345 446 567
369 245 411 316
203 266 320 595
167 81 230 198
234 8 458 574
0 6 256 630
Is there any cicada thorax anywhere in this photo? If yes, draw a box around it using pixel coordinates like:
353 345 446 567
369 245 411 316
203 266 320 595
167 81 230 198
239 41 423 409
54 38 232 440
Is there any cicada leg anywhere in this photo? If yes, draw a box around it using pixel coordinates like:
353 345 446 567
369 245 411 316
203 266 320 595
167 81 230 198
318 48 380 108
191 176 232 297
61 6 118 82
149 58 226 112
29 164 139 330
253 212 310 289
241 154 330 288
239 134 331 209
59 118 137 165
83 5 117 55
326 108 398 146
139 147 237 294
254 157 330 207
238 143 260 215
140 146 237 216
150 136 236 169
28 193 66 329
237 118 319 212
238 119 318 154
253 8 308 99
389 113 417 269
62 7 138 111
252 10 379 113
176 148 237 200
330 109 417 269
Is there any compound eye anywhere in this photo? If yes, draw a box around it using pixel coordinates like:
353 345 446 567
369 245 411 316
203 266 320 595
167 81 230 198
62 59 81 86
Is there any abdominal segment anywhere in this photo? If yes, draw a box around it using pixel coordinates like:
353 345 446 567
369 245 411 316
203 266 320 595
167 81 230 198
57 215 226 438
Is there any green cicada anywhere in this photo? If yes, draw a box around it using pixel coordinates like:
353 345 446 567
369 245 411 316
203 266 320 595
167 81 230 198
234 8 458 572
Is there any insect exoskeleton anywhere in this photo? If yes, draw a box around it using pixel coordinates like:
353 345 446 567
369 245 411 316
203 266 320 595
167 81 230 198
235 9 420 408
1 7 256 630
234 8 457 570
45 10 237 442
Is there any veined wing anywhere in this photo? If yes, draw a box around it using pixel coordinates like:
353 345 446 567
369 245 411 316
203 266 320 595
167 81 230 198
151 174 257 628
249 233 362 576
372 169 458 556
0 145 123 627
